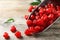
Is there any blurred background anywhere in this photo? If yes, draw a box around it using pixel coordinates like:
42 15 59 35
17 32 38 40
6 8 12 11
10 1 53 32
0 0 33 18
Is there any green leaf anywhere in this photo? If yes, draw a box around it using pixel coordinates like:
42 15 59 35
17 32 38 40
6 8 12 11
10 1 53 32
37 0 41 2
30 2 40 5
4 18 14 23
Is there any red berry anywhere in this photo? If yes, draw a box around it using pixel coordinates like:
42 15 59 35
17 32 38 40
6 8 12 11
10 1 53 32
35 12 39 16
47 4 51 7
28 6 33 12
39 9 44 14
48 14 54 20
57 6 60 11
24 15 29 20
34 26 44 33
45 5 48 8
24 29 32 36
26 20 33 26
30 15 35 20
29 27 35 33
35 16 40 20
41 14 48 22
10 25 16 33
34 26 41 33
33 20 37 25
3 32 10 39
47 3 54 8
46 8 52 14
39 13 43 18
50 4 54 8
37 19 44 26
15 31 22 38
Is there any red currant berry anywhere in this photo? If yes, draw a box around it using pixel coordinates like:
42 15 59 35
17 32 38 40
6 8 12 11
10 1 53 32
28 6 33 12
37 19 44 26
39 9 44 14
33 20 37 25
34 26 44 33
10 25 16 33
46 8 52 14
35 12 39 16
41 14 48 22
35 16 40 20
48 14 54 20
30 15 35 20
15 31 22 38
29 27 35 33
24 15 29 20
26 20 33 26
3 32 10 39
24 29 32 36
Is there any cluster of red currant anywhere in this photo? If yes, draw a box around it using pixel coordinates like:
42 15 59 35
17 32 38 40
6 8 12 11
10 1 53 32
3 25 22 39
24 3 60 36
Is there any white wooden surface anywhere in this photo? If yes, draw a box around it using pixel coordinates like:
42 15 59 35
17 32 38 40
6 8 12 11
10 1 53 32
0 0 60 40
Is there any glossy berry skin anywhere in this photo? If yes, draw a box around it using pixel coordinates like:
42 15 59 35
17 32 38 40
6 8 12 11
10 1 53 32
41 14 48 23
30 15 35 20
35 16 40 20
24 15 29 20
46 8 52 14
33 20 37 25
34 26 41 33
35 12 39 16
39 13 43 18
15 31 22 38
26 20 33 26
34 26 44 33
24 29 32 36
48 14 54 20
29 27 35 33
28 6 33 12
10 25 16 33
37 19 44 26
3 32 10 39
39 9 44 14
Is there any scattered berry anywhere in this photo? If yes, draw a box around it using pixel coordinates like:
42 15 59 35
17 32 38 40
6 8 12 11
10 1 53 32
10 25 16 33
24 15 29 20
3 32 10 39
15 31 22 38
28 6 33 12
